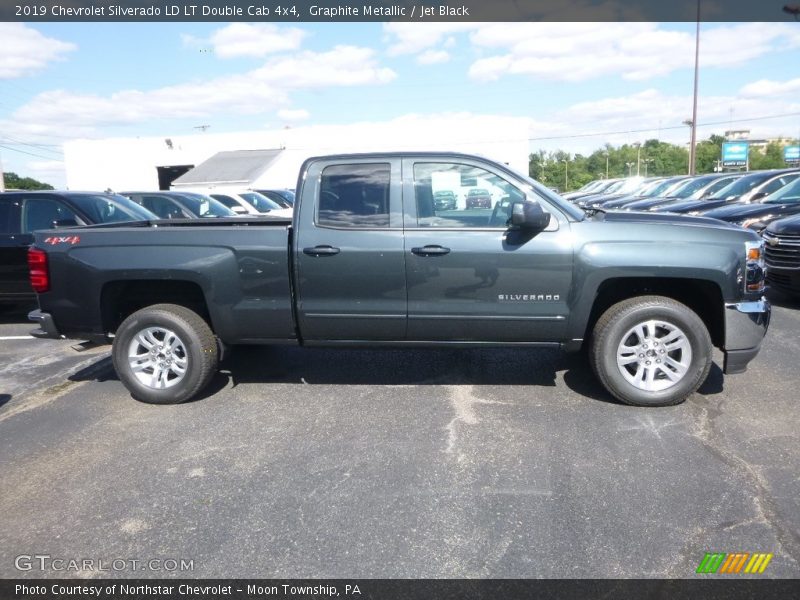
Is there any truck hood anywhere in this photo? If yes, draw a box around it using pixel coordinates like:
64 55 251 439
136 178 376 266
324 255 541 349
766 213 800 234
702 202 800 221
598 210 737 230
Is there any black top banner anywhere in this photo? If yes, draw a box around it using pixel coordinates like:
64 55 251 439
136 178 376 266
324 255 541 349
1 0 797 22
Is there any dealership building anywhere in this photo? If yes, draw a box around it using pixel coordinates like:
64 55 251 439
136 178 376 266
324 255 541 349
62 115 531 192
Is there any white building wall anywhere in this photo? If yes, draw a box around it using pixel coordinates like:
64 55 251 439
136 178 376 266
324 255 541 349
63 114 531 191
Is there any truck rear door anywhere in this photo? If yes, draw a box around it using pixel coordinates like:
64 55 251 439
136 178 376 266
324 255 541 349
294 158 406 341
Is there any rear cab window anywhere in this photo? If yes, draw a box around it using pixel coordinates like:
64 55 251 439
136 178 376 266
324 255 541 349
317 163 392 228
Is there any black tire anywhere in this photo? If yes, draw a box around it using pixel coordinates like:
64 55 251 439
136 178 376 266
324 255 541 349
111 304 218 404
590 295 713 407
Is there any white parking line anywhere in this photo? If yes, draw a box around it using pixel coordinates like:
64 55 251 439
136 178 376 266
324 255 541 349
0 336 34 340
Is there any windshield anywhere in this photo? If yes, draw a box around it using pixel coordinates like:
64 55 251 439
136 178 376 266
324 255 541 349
239 191 283 212
688 175 740 200
708 173 774 199
670 177 719 199
764 178 800 204
615 177 647 194
172 192 235 217
641 178 680 197
70 194 155 222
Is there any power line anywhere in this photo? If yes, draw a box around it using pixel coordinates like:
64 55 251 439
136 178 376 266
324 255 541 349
0 143 62 161
0 133 63 149
527 111 800 142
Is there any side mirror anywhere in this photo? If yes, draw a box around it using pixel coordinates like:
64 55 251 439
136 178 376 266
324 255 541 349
510 201 551 230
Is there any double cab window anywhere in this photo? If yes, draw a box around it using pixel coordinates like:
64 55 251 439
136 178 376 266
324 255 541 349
315 161 532 230
413 163 527 229
318 163 391 228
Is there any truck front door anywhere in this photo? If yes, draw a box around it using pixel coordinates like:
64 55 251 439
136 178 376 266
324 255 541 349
402 158 573 342
294 159 406 341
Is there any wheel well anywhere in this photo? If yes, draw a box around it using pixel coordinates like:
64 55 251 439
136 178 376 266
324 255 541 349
585 278 725 348
101 280 212 334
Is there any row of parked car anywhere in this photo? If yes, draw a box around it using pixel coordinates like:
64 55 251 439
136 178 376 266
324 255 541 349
565 169 800 296
0 188 295 303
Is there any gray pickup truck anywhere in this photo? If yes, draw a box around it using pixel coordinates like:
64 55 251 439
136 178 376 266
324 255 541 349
28 153 770 407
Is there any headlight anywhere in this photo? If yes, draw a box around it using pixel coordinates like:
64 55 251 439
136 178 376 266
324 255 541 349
744 239 766 294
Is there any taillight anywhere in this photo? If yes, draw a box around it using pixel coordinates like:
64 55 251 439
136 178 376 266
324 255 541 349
28 247 49 293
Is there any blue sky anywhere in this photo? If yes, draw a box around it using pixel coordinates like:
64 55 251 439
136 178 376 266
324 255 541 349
1 21 799 186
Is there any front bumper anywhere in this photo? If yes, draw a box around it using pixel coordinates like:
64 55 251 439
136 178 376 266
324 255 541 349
28 309 62 339
722 299 770 374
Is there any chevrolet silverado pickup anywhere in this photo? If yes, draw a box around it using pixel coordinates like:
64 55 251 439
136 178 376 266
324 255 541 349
27 153 770 407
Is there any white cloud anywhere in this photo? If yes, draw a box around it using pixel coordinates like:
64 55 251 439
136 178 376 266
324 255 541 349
277 108 310 122
208 23 307 58
468 22 800 83
7 46 395 138
739 77 800 99
0 24 76 79
383 23 478 56
527 88 800 156
417 50 450 65
252 46 396 88
24 160 66 186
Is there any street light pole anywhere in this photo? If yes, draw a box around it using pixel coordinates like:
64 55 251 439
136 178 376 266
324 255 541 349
634 142 641 176
605 152 609 179
688 0 701 175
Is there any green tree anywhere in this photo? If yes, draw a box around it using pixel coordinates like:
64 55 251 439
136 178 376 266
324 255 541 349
749 142 787 170
3 172 54 190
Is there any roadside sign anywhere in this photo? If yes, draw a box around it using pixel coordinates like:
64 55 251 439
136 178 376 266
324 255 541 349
785 145 800 164
722 142 749 167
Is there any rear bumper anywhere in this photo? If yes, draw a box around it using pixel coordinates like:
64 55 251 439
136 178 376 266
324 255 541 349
722 299 770 374
28 309 62 339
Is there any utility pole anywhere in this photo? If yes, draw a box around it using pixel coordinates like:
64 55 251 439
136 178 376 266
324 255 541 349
688 0 701 175
634 142 641 176
604 152 609 179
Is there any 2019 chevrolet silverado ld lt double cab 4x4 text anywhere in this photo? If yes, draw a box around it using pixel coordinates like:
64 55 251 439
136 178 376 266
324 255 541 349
27 153 770 407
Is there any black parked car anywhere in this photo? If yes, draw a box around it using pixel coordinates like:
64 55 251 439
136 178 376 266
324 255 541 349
700 177 800 233
253 189 295 208
0 191 155 303
652 170 800 215
596 176 691 210
433 190 458 210
763 215 800 296
122 191 236 219
620 174 741 212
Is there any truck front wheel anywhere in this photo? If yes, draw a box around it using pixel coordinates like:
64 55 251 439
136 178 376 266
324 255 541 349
590 296 712 407
112 304 218 404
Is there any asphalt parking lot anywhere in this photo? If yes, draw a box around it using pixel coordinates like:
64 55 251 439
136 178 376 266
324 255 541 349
0 294 799 579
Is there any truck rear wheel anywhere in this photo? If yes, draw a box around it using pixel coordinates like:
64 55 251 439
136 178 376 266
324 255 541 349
590 296 712 407
112 304 218 404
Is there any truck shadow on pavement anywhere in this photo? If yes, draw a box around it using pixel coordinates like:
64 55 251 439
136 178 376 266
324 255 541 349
69 346 725 406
